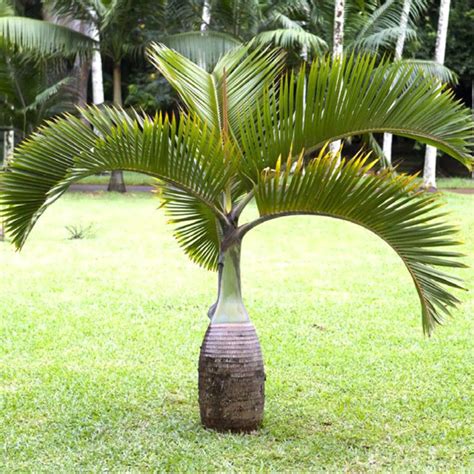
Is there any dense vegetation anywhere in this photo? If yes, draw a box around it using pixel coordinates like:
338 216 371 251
1 0 472 174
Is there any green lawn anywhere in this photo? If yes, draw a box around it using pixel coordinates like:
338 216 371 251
1 192 472 471
78 171 474 189
79 171 157 186
436 177 474 189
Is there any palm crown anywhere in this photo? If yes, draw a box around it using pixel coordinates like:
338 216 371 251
1 44 472 335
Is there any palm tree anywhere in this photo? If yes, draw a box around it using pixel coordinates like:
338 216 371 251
241 0 424 59
0 5 95 56
0 55 76 138
1 45 472 432
47 0 155 192
423 0 451 190
1 0 164 191
382 0 412 166
0 52 76 241
329 0 344 157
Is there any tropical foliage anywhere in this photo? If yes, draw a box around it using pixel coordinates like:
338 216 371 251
0 55 76 137
1 45 472 334
0 3 95 58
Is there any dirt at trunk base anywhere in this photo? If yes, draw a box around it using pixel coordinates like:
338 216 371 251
198 323 265 432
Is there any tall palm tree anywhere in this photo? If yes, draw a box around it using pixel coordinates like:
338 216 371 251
382 0 412 166
47 0 156 192
423 0 451 190
1 45 472 432
329 0 344 157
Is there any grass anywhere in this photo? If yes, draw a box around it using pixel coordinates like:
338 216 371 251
78 172 474 189
1 192 473 471
79 172 157 186
436 177 474 189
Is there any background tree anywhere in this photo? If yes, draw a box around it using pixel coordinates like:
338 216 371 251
329 0 344 158
422 0 451 190
1 45 472 431
382 0 412 166
47 0 162 192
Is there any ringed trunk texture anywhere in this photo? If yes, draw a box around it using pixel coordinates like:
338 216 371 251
199 243 264 432
198 322 265 432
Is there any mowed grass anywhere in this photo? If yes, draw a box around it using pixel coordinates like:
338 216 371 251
0 191 472 472
79 171 474 189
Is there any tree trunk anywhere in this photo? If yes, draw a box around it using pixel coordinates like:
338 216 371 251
89 25 104 105
383 0 412 166
42 6 91 107
197 0 212 69
329 0 344 159
199 243 265 432
423 0 451 190
107 63 126 193
301 43 308 62
1 129 14 241
200 0 211 32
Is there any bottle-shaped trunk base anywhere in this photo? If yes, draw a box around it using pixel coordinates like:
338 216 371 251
198 322 265 432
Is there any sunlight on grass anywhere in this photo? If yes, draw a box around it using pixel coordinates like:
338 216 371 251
78 172 474 189
1 192 472 471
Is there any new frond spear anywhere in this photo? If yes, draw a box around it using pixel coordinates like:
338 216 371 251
1 45 473 432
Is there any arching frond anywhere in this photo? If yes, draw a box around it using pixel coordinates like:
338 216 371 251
0 106 232 256
163 31 242 72
213 46 286 142
0 0 14 18
252 28 328 57
147 43 285 140
347 0 427 52
0 17 96 57
21 76 74 112
397 59 458 84
350 25 416 52
147 42 221 130
241 150 466 335
238 55 473 184
162 185 221 271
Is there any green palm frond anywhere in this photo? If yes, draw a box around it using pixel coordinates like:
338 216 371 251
213 46 286 141
163 31 242 72
0 0 14 17
396 59 458 84
1 47 472 334
242 150 466 334
351 25 416 52
147 43 285 139
251 28 328 57
162 185 221 270
238 55 473 183
347 0 427 52
0 106 231 253
0 17 96 57
147 42 221 130
21 76 74 112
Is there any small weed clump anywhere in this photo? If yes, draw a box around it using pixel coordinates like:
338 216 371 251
65 223 95 240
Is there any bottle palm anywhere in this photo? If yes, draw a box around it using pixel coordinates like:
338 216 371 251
1 45 472 431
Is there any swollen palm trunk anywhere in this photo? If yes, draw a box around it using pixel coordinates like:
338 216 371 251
198 243 265 432
198 322 265 432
